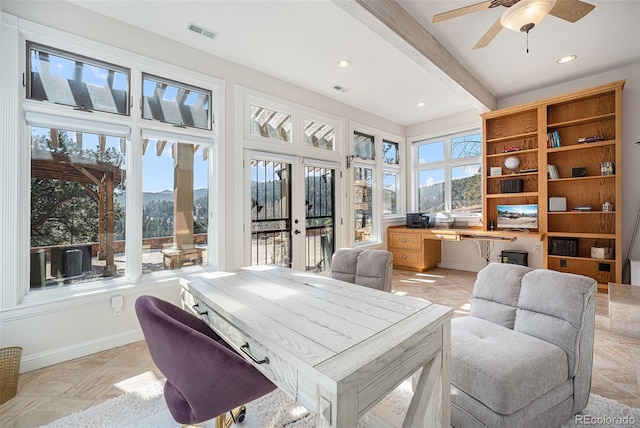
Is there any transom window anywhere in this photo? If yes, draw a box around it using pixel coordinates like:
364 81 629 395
142 73 212 130
27 42 130 115
414 130 482 216
304 119 334 150
250 105 292 141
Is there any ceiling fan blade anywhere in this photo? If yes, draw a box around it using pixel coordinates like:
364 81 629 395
549 0 595 23
433 1 493 23
473 17 503 50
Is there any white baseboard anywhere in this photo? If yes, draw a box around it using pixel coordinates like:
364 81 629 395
20 330 144 373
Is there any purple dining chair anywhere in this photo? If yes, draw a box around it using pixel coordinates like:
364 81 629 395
135 295 276 427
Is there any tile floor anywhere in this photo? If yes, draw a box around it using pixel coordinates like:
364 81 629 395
1 267 639 427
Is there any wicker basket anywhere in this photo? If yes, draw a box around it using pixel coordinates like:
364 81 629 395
0 347 22 404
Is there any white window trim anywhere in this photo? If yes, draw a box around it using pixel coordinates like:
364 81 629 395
349 122 405 246
12 16 226 306
235 86 346 265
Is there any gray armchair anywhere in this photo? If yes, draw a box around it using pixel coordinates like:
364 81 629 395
330 248 393 292
450 263 596 427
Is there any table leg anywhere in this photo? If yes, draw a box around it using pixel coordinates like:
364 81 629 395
316 385 357 428
403 323 450 428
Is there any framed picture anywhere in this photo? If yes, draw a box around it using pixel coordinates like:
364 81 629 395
490 166 502 177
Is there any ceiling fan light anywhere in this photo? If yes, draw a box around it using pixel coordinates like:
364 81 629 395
500 0 556 33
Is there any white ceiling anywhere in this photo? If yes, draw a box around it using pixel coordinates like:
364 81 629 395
68 0 640 126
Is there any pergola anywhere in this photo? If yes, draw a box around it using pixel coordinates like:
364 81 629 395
31 150 125 276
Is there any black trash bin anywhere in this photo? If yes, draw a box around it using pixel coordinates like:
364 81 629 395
64 248 83 277
30 250 46 287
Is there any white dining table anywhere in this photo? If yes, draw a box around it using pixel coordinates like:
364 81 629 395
180 264 453 427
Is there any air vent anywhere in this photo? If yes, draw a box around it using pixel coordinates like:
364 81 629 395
332 84 350 93
188 22 218 39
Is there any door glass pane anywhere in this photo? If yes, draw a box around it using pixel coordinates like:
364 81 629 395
451 133 482 159
451 164 482 214
417 140 444 163
383 172 398 215
251 160 291 267
28 42 130 115
141 139 209 273
354 167 373 242
305 166 334 273
142 74 211 130
30 127 126 289
304 120 334 150
418 168 444 214
250 105 292 141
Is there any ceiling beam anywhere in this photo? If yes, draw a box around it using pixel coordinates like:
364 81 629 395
333 0 497 112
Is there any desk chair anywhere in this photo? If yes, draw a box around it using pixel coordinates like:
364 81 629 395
330 248 393 292
135 295 276 427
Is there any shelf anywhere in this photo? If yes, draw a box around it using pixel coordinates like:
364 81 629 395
486 131 538 144
547 113 616 129
488 171 538 179
486 148 538 158
548 210 615 215
547 232 617 239
547 139 616 152
547 175 615 183
486 192 538 199
547 254 614 263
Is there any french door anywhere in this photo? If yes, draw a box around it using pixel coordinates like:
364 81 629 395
246 151 336 272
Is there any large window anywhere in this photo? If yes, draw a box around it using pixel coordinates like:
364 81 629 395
22 38 220 295
382 140 400 216
141 138 209 273
414 130 482 216
30 127 126 287
351 128 404 244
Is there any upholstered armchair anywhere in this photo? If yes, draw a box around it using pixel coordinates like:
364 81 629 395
330 248 393 292
449 263 596 427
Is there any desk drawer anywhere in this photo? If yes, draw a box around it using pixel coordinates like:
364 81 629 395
390 249 423 268
181 288 297 398
389 232 422 250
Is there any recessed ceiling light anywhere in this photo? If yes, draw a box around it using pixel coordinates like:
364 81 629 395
557 55 577 64
416 101 427 107
336 59 351 68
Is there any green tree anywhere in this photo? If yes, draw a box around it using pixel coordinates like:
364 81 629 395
30 130 125 247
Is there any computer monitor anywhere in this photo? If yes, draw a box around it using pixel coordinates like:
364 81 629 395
496 204 538 230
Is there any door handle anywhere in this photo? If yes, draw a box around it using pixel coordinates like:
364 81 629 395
294 230 301 234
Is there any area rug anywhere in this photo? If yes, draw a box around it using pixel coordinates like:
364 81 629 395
41 378 639 428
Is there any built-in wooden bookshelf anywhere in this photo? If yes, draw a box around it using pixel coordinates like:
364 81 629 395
482 81 624 291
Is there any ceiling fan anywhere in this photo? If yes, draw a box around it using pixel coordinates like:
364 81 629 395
433 0 595 49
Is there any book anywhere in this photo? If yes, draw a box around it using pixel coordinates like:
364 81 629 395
547 164 560 179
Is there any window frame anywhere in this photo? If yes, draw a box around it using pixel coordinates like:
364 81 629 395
16 23 225 304
26 41 132 116
349 123 405 247
411 127 482 219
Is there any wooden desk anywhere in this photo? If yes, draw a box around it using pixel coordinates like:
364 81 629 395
180 265 452 427
388 226 542 271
